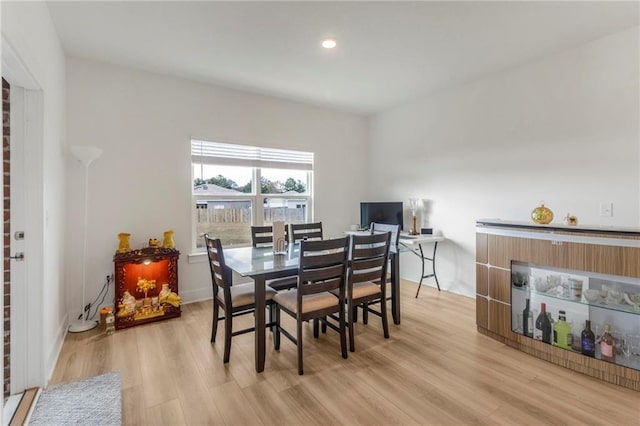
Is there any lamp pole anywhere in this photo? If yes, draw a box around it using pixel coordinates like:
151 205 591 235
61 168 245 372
68 146 102 332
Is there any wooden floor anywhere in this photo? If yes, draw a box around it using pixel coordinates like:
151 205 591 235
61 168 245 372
50 282 639 425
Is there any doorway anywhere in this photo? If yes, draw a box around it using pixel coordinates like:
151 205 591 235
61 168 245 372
2 36 46 401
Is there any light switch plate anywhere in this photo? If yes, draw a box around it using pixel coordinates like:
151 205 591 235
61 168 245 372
600 202 613 217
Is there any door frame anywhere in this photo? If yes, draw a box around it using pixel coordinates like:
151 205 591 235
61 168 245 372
2 35 45 395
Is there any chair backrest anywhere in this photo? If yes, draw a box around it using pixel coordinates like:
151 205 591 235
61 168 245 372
297 237 349 302
251 225 289 248
348 232 391 290
289 222 323 243
204 234 232 304
369 222 400 248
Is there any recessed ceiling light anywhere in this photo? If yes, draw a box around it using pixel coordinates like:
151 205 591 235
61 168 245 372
321 38 337 49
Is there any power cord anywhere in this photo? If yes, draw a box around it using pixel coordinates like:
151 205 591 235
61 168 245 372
77 275 113 320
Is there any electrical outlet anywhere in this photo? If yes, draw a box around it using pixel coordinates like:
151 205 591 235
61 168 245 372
600 202 613 217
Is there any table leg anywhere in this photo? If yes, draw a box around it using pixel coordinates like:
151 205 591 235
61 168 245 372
254 277 266 373
391 252 401 325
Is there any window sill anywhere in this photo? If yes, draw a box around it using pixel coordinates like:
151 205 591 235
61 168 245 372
187 252 207 264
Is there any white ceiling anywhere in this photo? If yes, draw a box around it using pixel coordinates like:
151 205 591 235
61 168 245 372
46 1 639 115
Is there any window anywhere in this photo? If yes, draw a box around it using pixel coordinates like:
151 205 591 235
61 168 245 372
192 139 313 249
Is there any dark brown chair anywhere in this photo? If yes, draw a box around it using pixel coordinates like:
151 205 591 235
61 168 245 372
342 232 391 351
289 222 323 243
250 225 290 248
250 225 297 291
358 222 399 324
272 237 349 375
204 234 277 363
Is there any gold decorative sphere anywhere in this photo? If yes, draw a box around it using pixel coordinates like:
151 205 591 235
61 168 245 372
531 202 553 224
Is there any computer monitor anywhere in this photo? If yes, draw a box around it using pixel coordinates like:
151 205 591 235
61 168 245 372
359 202 404 231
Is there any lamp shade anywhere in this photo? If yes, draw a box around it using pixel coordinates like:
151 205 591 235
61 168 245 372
70 145 102 166
408 198 423 213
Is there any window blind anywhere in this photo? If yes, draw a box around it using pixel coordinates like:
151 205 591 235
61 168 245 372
191 139 313 171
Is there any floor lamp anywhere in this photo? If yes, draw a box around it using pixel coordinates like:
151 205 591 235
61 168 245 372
68 146 102 333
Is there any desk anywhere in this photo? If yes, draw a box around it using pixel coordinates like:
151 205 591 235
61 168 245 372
398 235 445 298
223 242 405 373
347 231 445 320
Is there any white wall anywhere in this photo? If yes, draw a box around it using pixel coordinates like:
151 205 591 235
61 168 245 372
368 26 640 298
2 2 67 385
65 57 367 309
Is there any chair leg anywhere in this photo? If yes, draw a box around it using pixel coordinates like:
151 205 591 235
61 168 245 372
352 305 358 323
348 303 355 352
321 316 327 333
211 300 219 343
223 310 232 363
313 318 319 338
339 305 348 359
362 303 369 324
381 297 390 339
274 305 281 350
297 318 304 375
269 303 275 334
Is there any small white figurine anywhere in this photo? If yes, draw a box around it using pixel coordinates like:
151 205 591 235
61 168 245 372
122 290 136 314
563 213 578 226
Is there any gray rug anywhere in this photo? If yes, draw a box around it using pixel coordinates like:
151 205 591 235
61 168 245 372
29 371 121 425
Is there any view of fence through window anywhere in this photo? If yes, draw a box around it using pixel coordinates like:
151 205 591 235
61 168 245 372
192 140 313 248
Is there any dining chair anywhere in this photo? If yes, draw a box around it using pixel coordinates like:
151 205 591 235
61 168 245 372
289 222 323 243
250 225 297 291
204 234 277 363
272 237 349 375
342 232 391 351
369 222 400 248
251 225 289 248
358 222 399 324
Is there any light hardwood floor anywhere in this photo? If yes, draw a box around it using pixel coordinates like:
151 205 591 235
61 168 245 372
50 283 639 425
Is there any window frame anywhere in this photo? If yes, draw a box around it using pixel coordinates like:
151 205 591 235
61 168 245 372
191 140 314 252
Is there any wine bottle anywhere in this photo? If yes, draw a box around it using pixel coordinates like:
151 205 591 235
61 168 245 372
600 324 616 363
553 310 573 350
522 299 533 337
535 303 552 344
581 320 595 357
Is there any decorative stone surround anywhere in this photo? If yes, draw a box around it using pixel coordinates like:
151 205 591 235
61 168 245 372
2 77 10 398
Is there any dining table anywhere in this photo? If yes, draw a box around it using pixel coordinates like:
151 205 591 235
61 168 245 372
223 241 402 373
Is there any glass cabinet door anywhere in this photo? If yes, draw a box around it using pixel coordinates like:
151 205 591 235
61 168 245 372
511 261 640 371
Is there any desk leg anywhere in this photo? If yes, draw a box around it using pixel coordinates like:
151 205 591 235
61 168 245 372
415 244 426 298
415 242 440 298
254 277 266 373
391 252 401 325
432 242 440 291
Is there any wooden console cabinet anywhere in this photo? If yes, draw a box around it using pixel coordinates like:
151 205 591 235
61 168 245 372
113 247 181 329
476 220 640 391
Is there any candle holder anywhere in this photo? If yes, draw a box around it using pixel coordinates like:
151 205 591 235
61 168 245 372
408 198 421 235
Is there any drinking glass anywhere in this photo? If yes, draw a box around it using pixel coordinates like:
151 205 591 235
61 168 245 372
620 338 631 357
515 313 524 333
599 286 609 304
630 334 640 357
